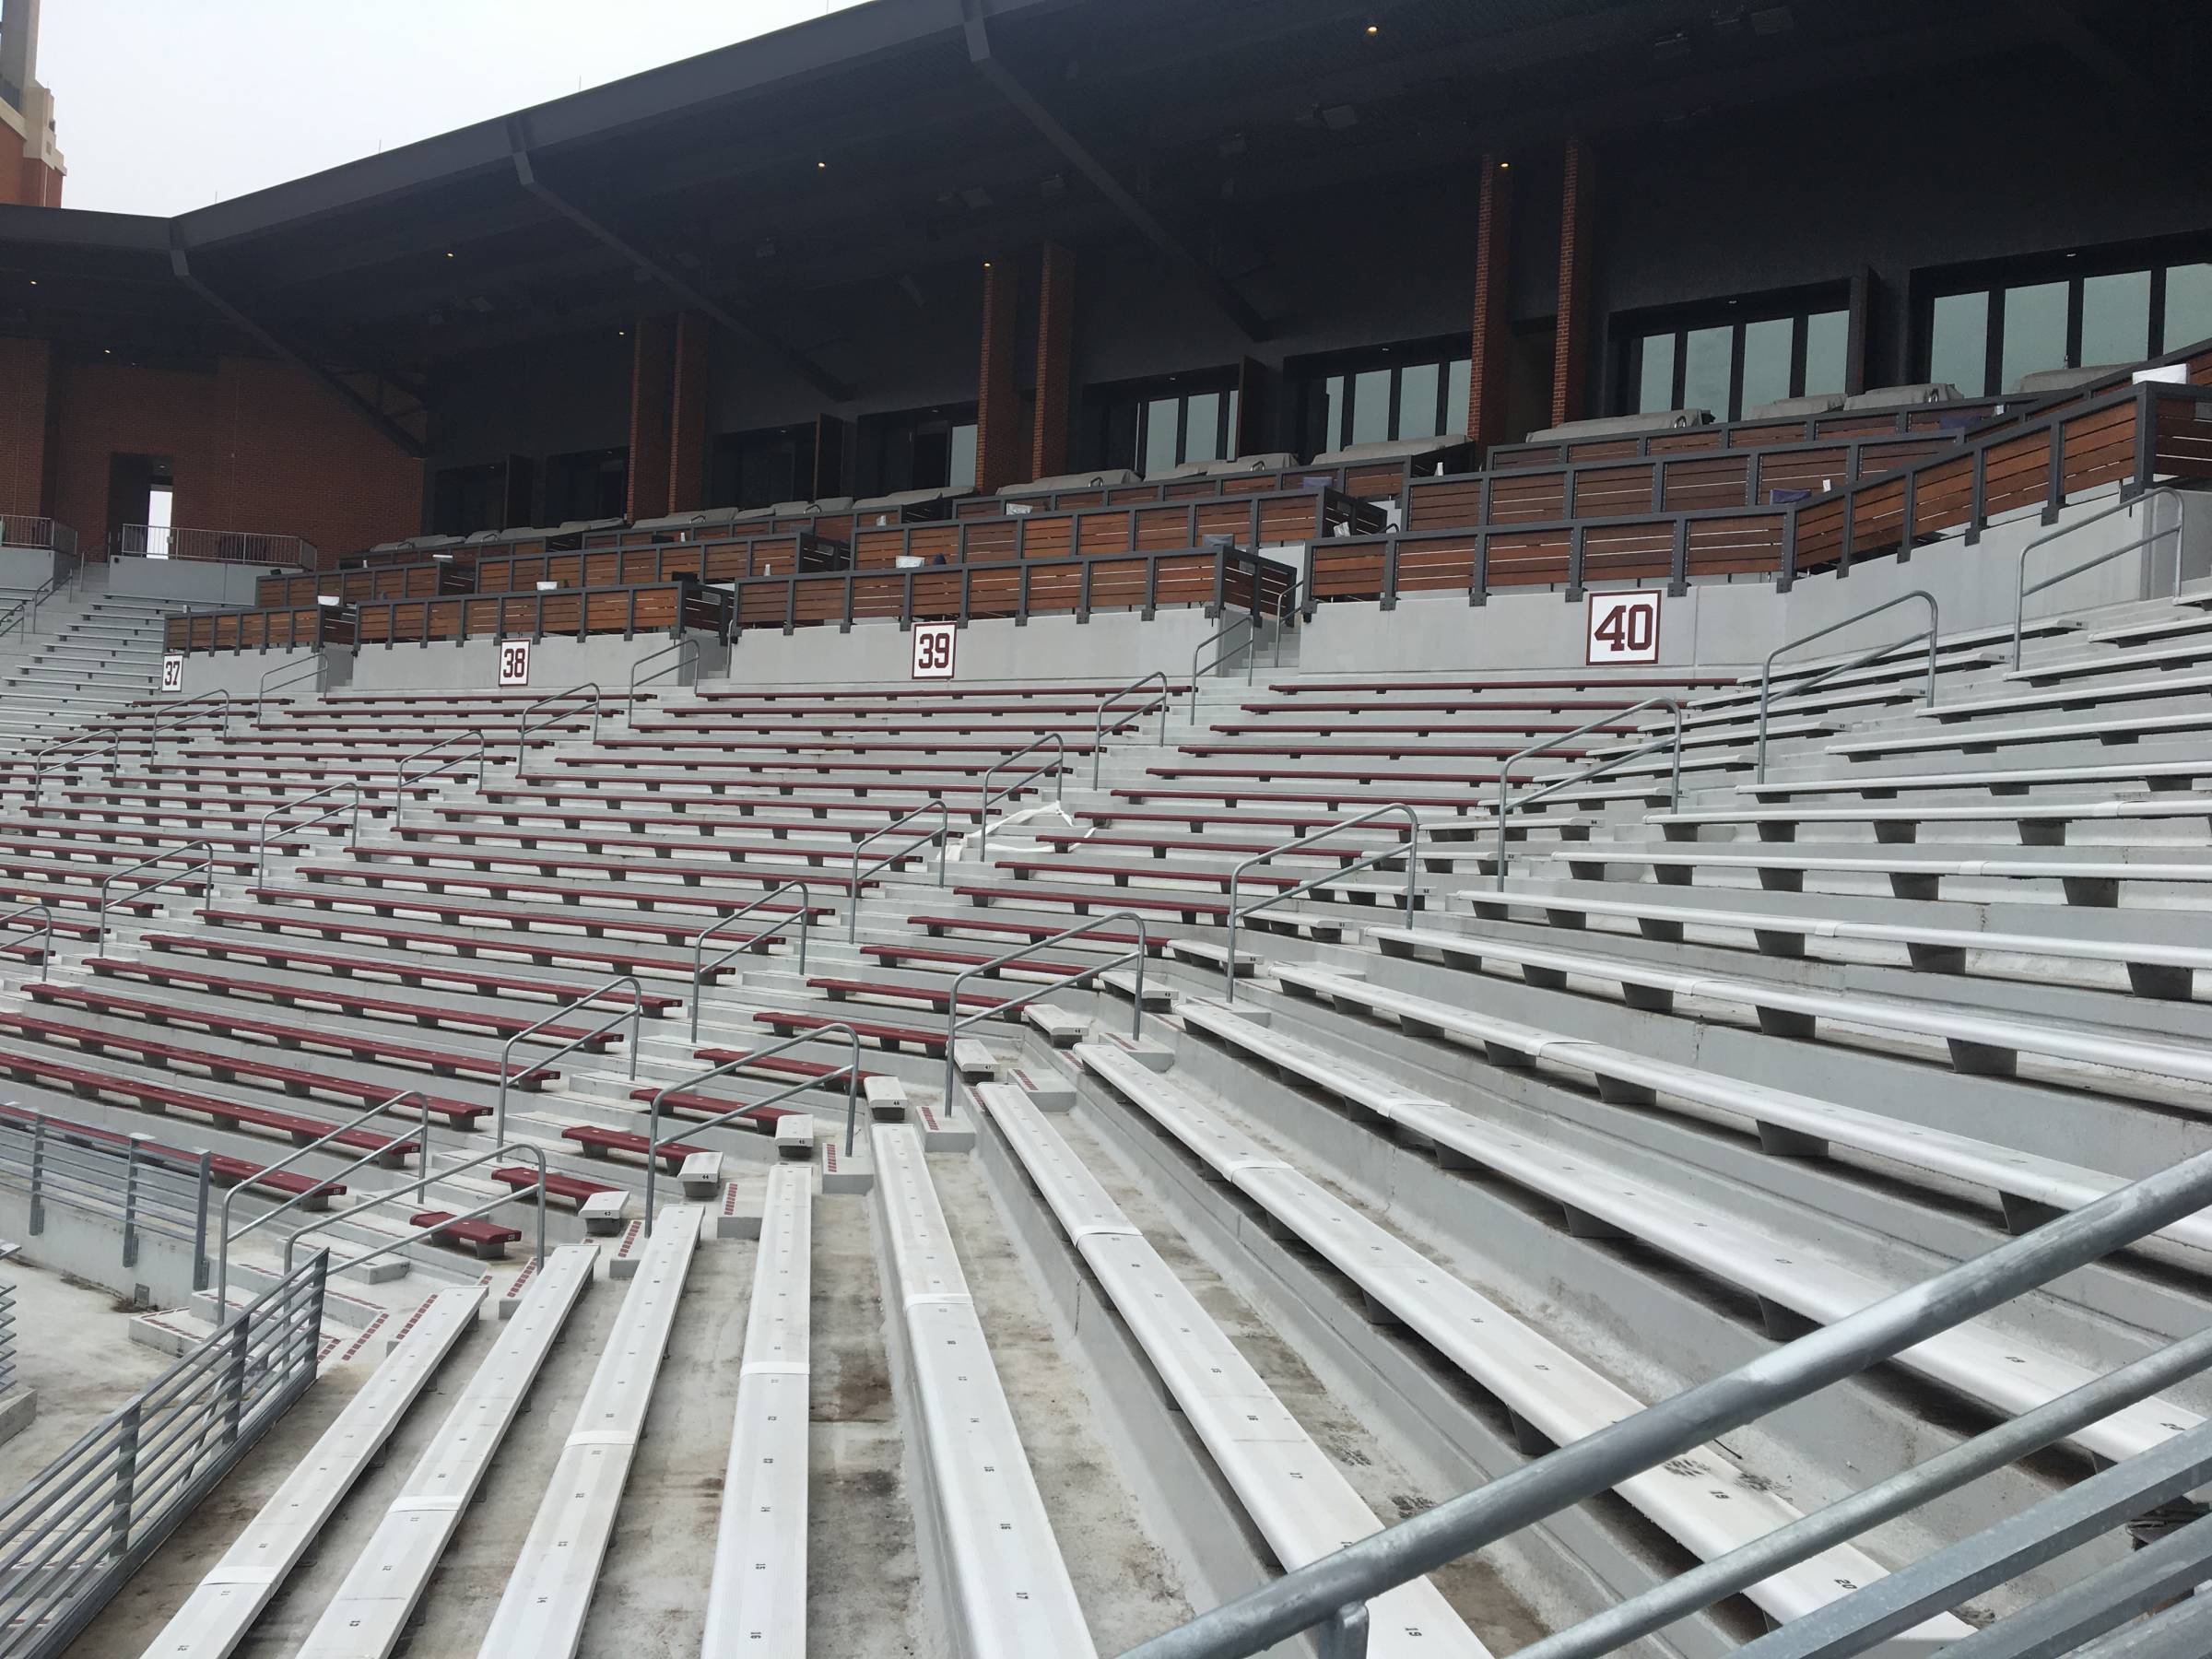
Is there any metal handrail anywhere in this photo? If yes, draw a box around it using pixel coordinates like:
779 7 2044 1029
977 732 1068 861
283 1142 548 1282
1188 615 1260 717
1272 573 1304 667
642 1024 865 1228
2011 486 2187 668
1113 1142 2212 1659
255 652 329 723
514 682 604 776
941 912 1148 1112
627 637 699 718
392 731 488 827
29 729 120 799
252 780 363 887
1492 698 1685 892
0 901 54 983
140 690 238 754
847 802 950 942
97 841 217 950
1755 590 1938 781
1223 806 1418 1004
1092 671 1171 788
690 882 818 1040
493 973 643 1141
215 1088 434 1315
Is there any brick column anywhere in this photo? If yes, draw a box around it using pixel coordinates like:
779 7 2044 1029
626 314 676 522
0 337 53 514
666 311 710 513
1466 157 1514 451
1030 243 1076 480
1549 137 1596 429
974 258 1025 494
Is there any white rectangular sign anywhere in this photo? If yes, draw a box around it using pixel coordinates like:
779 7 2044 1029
159 653 184 694
911 621 958 680
1586 591 1662 666
497 638 533 688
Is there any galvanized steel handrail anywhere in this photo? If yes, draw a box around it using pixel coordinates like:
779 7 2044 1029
284 1142 549 1282
847 802 950 942
1223 806 1419 1004
691 882 818 1040
941 912 1148 1113
1188 615 1259 718
1093 671 1171 787
977 732 1067 861
2011 486 2187 668
252 779 363 887
392 730 488 827
28 730 120 799
0 900 54 982
627 636 699 717
1272 573 1304 667
513 681 605 776
643 1024 865 1228
1755 590 1938 781
96 840 217 950
216 1088 434 1316
255 651 330 723
1112 1141 2212 1659
1492 698 1685 892
141 689 237 747
494 973 643 1141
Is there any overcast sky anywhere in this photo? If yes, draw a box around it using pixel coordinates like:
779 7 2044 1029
40 0 865 218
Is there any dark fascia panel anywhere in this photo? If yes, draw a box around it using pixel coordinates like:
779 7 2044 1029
0 203 171 253
171 0 1082 253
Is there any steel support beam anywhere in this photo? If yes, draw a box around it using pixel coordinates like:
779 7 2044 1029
959 0 1268 343
167 238 429 459
507 121 851 405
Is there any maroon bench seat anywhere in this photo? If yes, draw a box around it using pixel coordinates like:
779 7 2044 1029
1230 700 1706 717
338 844 905 886
807 975 1018 1017
997 859 1307 894
490 1167 621 1206
535 767 1055 797
753 1009 946 1055
1173 743 1594 762
425 803 894 842
679 1047 883 1093
395 823 893 865
411 1210 522 1258
631 716 1148 738
198 904 732 981
625 1089 805 1130
475 784 993 822
132 931 684 1014
0 1044 417 1161
1112 783 1623 812
956 883 1231 923
594 734 1103 758
288 867 858 916
860 942 1112 979
0 840 258 877
12 822 316 858
0 1101 345 1206
1261 676 1730 695
0 878 161 917
1208 721 1641 738
1080 805 1481 839
562 1124 711 1171
1147 763 1543 785
0 1007 491 1124
689 683 1193 705
25 982 558 1089
908 912 1175 953
1032 830 1382 864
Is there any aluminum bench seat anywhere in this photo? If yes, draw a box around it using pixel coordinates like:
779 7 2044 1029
2006 637 2212 683
477 1208 700 1654
1545 843 2212 902
976 1077 1485 1657
1221 980 2202 1465
1265 675 1728 697
1651 797 2212 844
1738 759 2212 798
703 1164 811 1655
1370 924 2212 1087
1058 1052 1963 1649
139 1285 484 1659
872 1124 1100 1655
1465 886 2212 997
295 1246 595 1659
24 982 555 1091
1830 708 2212 759
959 877 1383 927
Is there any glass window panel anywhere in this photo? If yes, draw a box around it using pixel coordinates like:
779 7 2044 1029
2081 270 2151 367
1142 397 1180 476
1350 369 1393 443
1395 362 1441 441
1224 389 1241 461
1183 393 1221 465
1681 324 1733 418
1637 334 1677 413
1929 290 1991 395
1444 358 1471 436
2167 264 2212 353
1803 310 1849 396
948 422 977 490
1739 317 1793 415
2001 280 2069 390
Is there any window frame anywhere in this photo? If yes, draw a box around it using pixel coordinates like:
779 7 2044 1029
1615 286 1853 422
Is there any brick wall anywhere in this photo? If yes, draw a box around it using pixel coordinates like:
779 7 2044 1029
1550 137 1596 429
1030 243 1076 479
0 336 52 515
1467 157 1514 449
667 312 710 513
626 316 676 523
45 353 420 567
974 258 1025 494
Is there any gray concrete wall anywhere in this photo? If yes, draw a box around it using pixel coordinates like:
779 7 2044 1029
347 629 725 694
109 558 270 606
0 547 59 591
724 606 1221 686
159 645 355 704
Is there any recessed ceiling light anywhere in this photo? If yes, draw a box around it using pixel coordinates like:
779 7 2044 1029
816 160 827 171
445 251 455 259
1364 22 1378 34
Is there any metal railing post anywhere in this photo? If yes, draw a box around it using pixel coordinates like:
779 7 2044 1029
1094 672 1171 788
690 882 818 1040
1318 1604 1369 1659
1755 591 1938 782
191 1151 212 1291
2011 487 2186 668
1493 698 1685 892
28 1113 45 1236
121 1134 147 1269
1225 806 1419 1004
940 912 1148 1113
494 975 642 1142
107 1402 140 1559
222 1306 252 1443
846 804 950 944
977 734 1067 862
